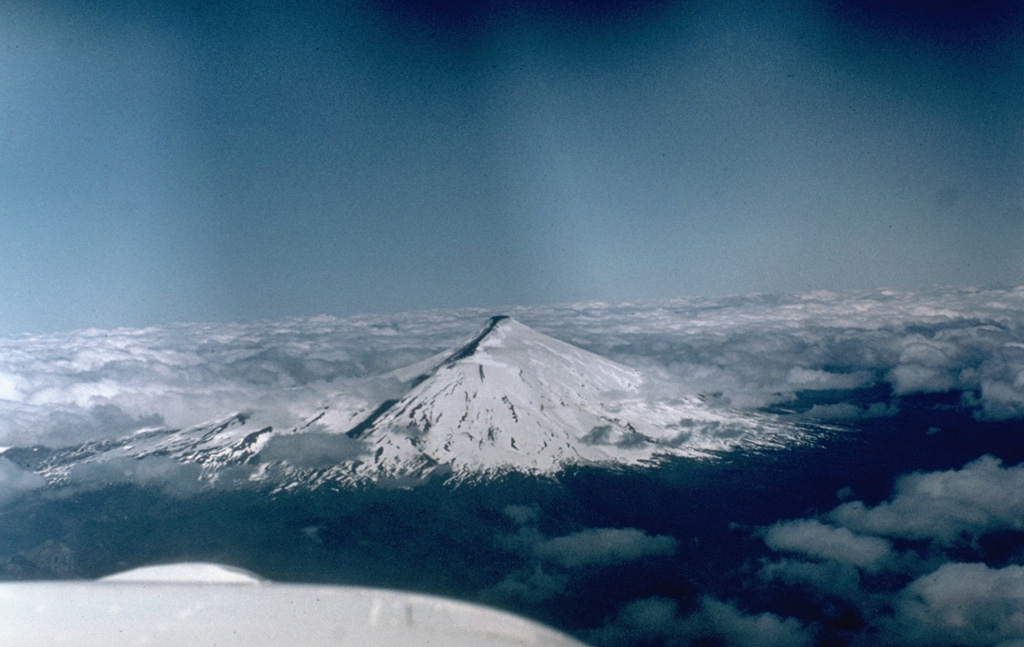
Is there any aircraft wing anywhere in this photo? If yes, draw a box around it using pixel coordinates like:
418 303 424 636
0 563 589 646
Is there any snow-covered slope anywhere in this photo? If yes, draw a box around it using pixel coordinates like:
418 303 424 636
340 316 796 481
7 317 803 489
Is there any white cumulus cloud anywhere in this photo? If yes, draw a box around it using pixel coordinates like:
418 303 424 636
887 562 1024 647
763 519 893 571
757 453 1024 645
831 455 1024 545
0 457 46 504
590 596 814 647
534 527 679 569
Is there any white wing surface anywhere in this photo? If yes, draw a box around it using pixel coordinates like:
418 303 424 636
0 563 589 646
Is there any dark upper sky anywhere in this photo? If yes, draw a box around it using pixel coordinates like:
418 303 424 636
2 0 1022 334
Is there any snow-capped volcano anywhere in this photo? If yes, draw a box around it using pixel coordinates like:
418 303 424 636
6 317 803 489
349 316 665 478
337 315 797 481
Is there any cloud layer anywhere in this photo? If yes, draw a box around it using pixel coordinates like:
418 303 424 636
2 286 1022 451
0 312 486 447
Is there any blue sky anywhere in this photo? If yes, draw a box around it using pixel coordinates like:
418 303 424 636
2 0 1022 334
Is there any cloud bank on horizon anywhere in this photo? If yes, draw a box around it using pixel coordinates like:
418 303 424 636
0 285 1022 450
